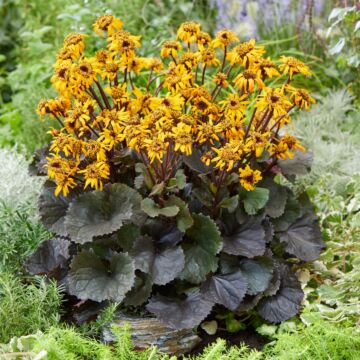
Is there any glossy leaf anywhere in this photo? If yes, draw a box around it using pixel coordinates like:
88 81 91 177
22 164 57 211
278 213 325 261
65 183 142 244
223 217 266 258
201 270 248 311
68 251 135 302
180 214 222 284
257 264 304 323
146 292 213 329
130 236 185 285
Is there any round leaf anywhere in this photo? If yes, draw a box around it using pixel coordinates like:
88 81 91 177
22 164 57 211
240 258 273 295
68 251 135 302
241 187 269 215
39 181 73 236
201 270 248 311
257 264 304 323
223 217 266 258
278 213 325 262
131 236 185 285
65 183 142 244
146 292 213 329
141 198 179 218
180 214 222 284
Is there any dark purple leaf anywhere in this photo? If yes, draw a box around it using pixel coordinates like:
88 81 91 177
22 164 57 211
257 264 304 323
278 213 325 261
146 292 213 329
25 237 71 276
223 218 266 258
201 270 248 311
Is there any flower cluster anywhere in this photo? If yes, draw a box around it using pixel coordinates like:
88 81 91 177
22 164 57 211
37 14 314 197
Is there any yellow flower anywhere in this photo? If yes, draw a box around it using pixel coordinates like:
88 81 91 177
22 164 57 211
256 87 292 118
219 93 249 121
63 33 85 59
122 56 147 75
246 132 270 157
200 47 220 67
82 140 107 162
196 118 220 144
239 165 262 191
212 29 239 49
160 41 182 59
196 31 212 50
254 57 280 78
201 151 213 166
163 64 192 93
279 56 311 79
100 60 120 81
214 72 229 88
150 93 184 112
145 57 164 73
79 161 110 190
105 83 129 106
172 122 193 155
108 30 141 54
212 143 240 172
98 124 125 150
286 86 315 110
227 39 265 66
233 69 265 93
144 134 169 163
51 63 71 96
177 22 201 43
54 174 77 196
73 59 97 89
93 14 123 36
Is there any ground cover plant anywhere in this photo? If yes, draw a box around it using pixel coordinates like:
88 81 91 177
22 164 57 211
26 13 326 333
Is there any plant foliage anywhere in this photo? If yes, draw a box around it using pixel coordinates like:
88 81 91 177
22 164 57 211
27 14 325 330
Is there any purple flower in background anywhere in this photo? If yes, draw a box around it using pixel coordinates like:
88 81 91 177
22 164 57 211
210 0 325 39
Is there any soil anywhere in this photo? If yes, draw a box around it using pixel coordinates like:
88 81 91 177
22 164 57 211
186 328 268 356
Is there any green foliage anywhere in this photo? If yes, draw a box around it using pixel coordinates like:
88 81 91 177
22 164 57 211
0 206 51 272
2 317 360 359
326 6 360 101
0 273 62 343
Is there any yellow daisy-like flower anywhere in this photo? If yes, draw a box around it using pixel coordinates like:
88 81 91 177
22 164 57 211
145 57 164 73
172 122 193 155
82 139 107 162
219 93 249 121
108 30 141 54
279 56 311 79
54 174 77 197
143 134 169 163
63 33 85 59
214 72 229 88
79 161 110 190
233 69 265 93
256 87 292 118
73 59 97 89
98 124 125 150
196 118 220 144
200 47 220 67
93 14 123 36
160 41 182 59
286 86 315 110
177 22 201 43
212 29 239 49
254 57 280 78
105 83 129 107
212 143 240 172
239 165 262 191
227 39 265 66
196 31 212 50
